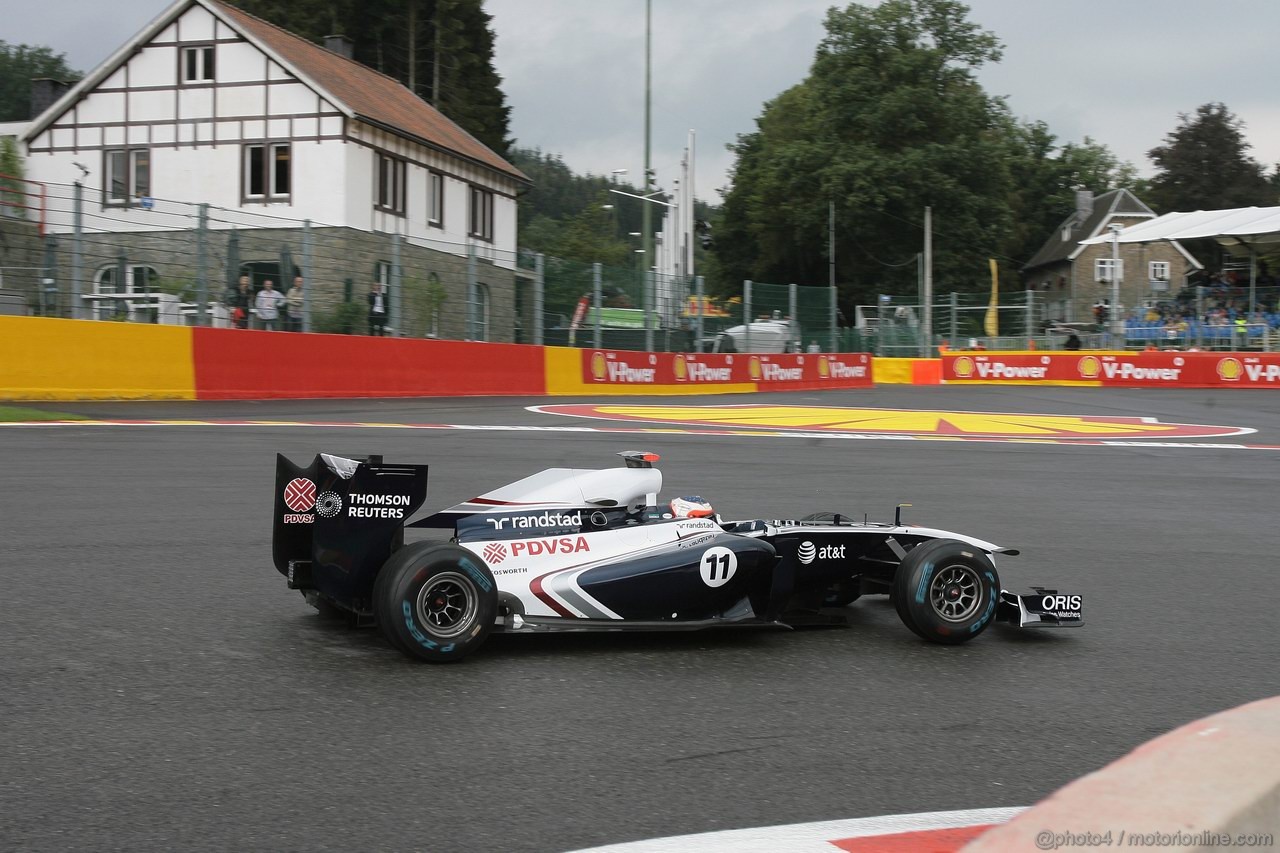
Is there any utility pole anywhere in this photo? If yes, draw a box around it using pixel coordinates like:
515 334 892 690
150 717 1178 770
642 0 653 352
922 206 933 355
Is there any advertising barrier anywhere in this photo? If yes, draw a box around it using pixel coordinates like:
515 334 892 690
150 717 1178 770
543 348 873 395
193 328 545 399
943 351 1280 388
0 316 196 400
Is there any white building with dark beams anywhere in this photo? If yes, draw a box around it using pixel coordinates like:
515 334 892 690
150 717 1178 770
20 0 528 264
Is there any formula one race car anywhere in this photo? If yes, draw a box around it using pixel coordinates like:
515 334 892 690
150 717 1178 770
272 451 1082 662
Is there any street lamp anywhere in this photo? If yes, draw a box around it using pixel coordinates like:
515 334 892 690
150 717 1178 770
1108 223 1124 341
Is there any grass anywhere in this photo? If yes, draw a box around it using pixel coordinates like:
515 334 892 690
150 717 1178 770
0 405 88 422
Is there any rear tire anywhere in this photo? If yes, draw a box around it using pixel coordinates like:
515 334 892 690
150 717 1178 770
892 539 999 644
373 542 497 662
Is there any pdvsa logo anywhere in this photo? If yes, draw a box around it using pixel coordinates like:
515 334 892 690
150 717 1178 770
1217 357 1242 382
748 356 763 381
590 351 608 381
1078 356 1101 379
283 478 316 512
281 477 316 524
673 354 688 381
483 542 508 564
952 356 974 378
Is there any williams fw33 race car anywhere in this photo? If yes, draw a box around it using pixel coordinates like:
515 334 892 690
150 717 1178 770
272 451 1083 662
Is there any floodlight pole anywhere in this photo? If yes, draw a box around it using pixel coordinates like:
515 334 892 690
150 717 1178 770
1109 223 1123 341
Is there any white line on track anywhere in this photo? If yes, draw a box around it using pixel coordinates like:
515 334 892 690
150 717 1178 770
562 807 1026 852
4 419 1280 450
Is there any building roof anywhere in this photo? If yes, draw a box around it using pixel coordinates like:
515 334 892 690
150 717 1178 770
1022 189 1155 271
22 0 527 184
211 1 527 183
1079 205 1280 251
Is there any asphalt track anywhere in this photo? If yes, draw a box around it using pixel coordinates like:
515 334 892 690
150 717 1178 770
3 386 1280 852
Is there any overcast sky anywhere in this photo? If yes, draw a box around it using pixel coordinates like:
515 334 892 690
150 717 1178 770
9 0 1280 202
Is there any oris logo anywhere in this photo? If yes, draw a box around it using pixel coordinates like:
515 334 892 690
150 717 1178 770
1042 594 1082 612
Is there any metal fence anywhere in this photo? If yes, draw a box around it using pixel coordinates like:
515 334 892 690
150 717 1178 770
0 181 845 352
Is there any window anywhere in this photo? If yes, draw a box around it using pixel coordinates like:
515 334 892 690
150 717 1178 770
1149 261 1170 281
469 186 494 240
104 148 150 205
376 154 406 215
1094 257 1122 283
427 171 444 226
92 264 159 321
181 46 215 83
243 143 291 202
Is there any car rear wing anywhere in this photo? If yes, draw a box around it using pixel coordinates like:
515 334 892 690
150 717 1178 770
273 453 429 609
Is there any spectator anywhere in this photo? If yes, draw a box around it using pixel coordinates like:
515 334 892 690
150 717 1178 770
255 279 285 331
228 274 251 329
1064 333 1082 351
284 275 304 332
368 281 388 336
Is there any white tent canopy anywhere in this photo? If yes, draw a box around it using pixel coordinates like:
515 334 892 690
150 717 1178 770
1081 206 1280 250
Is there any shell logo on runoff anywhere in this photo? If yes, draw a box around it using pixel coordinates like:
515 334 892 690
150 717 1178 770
1077 356 1101 379
798 541 817 564
590 351 608 381
748 356 763 381
1217 357 1243 381
673 354 688 381
952 356 974 378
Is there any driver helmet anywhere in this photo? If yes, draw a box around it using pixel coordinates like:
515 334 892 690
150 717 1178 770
670 495 714 519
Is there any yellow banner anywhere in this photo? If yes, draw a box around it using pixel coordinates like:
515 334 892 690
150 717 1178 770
984 258 999 337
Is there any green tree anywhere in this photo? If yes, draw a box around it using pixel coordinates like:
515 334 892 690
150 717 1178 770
1145 103 1274 213
1000 125 1141 267
0 41 80 121
233 0 511 155
715 0 1016 309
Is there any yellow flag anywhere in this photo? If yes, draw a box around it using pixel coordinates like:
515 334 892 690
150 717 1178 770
984 258 999 337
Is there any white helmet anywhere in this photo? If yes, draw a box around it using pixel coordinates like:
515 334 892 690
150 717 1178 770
669 495 714 519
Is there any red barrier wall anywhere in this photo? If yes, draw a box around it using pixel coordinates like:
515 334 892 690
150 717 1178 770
193 328 546 399
943 351 1280 388
573 350 873 392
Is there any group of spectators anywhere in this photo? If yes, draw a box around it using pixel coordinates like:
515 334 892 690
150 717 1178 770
224 275 389 335
225 274 303 332
1122 273 1280 335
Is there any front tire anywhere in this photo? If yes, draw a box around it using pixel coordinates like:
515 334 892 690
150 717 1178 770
373 542 497 662
892 539 999 644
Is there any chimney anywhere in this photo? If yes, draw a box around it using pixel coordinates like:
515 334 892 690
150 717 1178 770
30 78 71 119
324 35 354 59
1074 188 1094 229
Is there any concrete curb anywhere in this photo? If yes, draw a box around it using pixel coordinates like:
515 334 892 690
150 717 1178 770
964 696 1280 851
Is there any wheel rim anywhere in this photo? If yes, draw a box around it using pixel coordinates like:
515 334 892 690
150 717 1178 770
929 563 982 622
415 571 479 639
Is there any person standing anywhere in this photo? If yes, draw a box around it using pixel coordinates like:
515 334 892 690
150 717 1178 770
228 274 251 329
368 281 388 336
255 279 285 331
284 275 304 332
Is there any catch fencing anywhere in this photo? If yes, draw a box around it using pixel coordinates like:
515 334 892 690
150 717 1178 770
1 181 847 352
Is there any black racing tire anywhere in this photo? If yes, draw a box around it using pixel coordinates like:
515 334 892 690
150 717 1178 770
891 539 999 644
373 542 498 662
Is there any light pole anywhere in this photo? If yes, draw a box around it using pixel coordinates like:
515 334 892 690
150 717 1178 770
1108 223 1123 341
